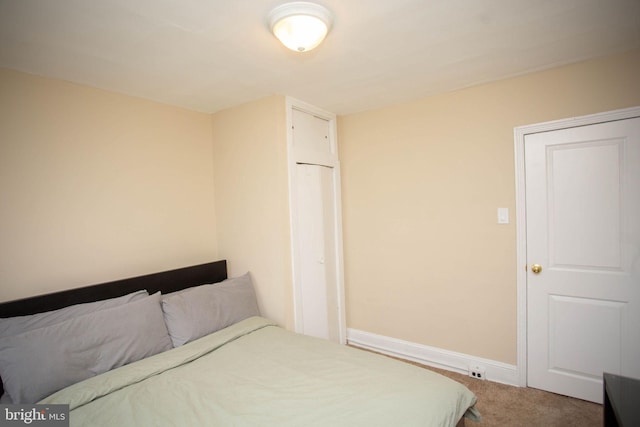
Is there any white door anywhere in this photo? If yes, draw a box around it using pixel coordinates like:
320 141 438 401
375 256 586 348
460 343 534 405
525 117 640 403
287 99 346 344
295 163 340 342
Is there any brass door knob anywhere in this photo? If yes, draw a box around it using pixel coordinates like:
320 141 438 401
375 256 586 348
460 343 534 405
531 264 542 274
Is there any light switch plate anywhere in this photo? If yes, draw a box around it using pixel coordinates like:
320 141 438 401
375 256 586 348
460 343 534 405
497 208 509 224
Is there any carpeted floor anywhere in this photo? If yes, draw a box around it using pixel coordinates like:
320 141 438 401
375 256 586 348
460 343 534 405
427 366 602 427
363 349 603 426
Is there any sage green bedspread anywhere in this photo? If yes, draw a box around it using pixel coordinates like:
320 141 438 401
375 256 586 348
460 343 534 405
41 317 479 426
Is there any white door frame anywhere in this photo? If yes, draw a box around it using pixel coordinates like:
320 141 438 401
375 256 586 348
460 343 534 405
285 96 347 344
514 106 640 387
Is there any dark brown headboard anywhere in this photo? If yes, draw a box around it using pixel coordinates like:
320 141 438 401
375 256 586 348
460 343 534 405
0 260 227 396
0 260 227 318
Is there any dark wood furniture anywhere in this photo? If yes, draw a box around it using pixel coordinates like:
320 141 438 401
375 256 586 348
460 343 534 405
604 373 640 427
0 260 227 318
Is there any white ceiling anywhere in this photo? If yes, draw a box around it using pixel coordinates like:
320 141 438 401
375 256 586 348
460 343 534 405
1 0 639 115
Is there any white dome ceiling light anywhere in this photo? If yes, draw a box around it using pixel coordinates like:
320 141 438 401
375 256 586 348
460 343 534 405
268 2 333 52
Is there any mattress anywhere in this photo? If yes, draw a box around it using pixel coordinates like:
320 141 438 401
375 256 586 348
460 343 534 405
41 317 479 427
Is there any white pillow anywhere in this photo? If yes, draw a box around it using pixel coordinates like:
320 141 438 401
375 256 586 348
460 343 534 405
0 293 172 404
161 273 260 347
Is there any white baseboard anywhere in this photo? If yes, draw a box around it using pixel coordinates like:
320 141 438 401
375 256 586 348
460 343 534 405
347 328 519 387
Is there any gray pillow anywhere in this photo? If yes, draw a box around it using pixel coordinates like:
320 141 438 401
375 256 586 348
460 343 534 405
0 292 172 404
161 273 260 347
0 290 148 340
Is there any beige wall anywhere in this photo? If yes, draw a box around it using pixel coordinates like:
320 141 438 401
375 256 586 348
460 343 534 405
0 69 218 302
338 48 640 365
211 96 294 329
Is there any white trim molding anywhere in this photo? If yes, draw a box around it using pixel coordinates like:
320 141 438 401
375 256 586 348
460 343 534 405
347 328 519 387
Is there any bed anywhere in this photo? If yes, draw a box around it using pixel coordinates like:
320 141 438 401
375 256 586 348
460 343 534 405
0 260 479 426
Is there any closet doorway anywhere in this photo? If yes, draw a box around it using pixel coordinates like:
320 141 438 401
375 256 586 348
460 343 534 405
287 98 346 344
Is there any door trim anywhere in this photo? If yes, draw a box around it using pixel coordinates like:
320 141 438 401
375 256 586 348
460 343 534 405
514 106 640 387
285 96 347 344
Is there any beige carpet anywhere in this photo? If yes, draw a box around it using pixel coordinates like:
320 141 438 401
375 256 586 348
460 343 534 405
428 366 602 427
362 349 603 426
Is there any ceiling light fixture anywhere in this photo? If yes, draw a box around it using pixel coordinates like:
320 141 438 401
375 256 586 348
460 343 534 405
268 2 333 52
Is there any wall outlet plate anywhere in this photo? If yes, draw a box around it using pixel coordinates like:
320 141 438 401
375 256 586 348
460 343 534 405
469 365 486 380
